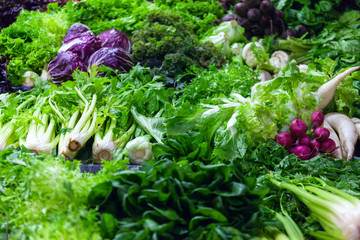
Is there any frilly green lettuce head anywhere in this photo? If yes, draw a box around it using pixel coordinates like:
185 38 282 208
212 20 246 44
250 60 322 130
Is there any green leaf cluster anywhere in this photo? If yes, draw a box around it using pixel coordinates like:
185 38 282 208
178 62 259 105
132 8 226 87
88 159 269 239
153 0 224 36
0 3 70 85
63 0 153 36
235 139 360 237
273 0 343 32
308 10 360 69
0 149 102 239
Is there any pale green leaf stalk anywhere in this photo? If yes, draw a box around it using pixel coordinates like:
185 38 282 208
125 136 153 165
262 226 290 240
275 212 304 240
92 117 136 163
20 108 59 154
58 89 98 160
271 178 360 240
0 120 16 151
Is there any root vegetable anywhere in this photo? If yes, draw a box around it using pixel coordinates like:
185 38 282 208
314 127 330 142
311 149 320 158
258 70 272 82
323 120 343 160
233 3 248 17
290 119 307 138
259 15 270 27
293 145 312 160
325 113 358 160
238 18 252 29
242 42 264 68
269 50 289 70
295 25 307 38
300 135 311 146
244 0 260 8
351 118 360 139
247 8 261 22
311 139 321 150
317 66 360 110
321 138 336 154
311 110 324 129
260 0 274 15
283 29 295 38
275 131 293 149
222 14 237 22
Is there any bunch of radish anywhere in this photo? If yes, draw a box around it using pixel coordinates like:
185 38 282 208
275 110 337 160
220 0 300 40
273 65 360 161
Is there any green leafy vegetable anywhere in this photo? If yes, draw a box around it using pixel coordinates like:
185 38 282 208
88 159 269 239
154 0 224 36
0 3 70 85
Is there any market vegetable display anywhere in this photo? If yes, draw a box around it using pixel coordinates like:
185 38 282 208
220 0 293 39
1 0 360 239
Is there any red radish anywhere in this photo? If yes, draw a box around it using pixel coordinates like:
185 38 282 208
321 138 336 154
292 145 312 160
275 131 293 149
314 127 330 141
299 135 311 146
311 149 320 158
289 147 295 154
310 139 321 150
290 119 307 138
311 111 324 129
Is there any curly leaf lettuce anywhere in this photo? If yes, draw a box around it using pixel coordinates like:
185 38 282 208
251 61 322 129
0 3 70 85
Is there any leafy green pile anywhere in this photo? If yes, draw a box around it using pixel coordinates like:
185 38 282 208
0 64 171 162
64 0 153 36
0 0 226 87
177 58 259 105
0 148 128 239
88 159 269 239
167 61 330 161
132 8 226 88
0 3 70 85
236 139 360 238
278 11 360 70
272 0 359 33
308 10 360 69
153 0 224 37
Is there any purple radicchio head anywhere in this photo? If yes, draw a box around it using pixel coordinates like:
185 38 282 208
48 51 86 84
87 47 133 75
63 23 93 43
97 28 132 53
59 33 101 64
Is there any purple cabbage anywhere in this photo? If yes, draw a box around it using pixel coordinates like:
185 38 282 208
48 51 86 84
63 23 94 43
97 28 132 53
87 47 133 74
59 34 101 63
